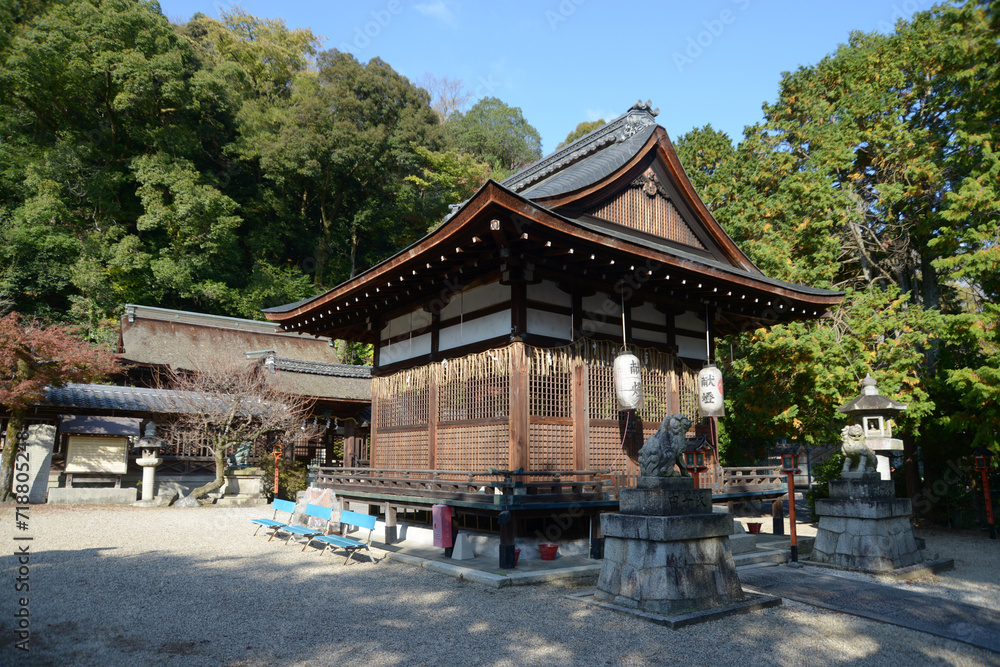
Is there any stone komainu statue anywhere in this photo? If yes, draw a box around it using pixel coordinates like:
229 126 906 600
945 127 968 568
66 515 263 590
840 423 878 475
638 414 692 478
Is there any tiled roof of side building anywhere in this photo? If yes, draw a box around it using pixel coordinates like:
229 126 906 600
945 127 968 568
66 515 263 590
273 358 372 378
44 384 225 414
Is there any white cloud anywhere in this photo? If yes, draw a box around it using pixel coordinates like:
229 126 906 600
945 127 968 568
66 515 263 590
584 108 614 123
414 1 458 28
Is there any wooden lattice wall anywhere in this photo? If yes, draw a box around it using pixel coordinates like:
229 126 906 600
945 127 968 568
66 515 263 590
587 178 706 250
371 340 702 474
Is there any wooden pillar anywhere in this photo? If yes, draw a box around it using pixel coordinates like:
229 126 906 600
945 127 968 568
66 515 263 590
384 502 397 545
508 342 529 471
370 379 379 468
499 517 516 569
428 372 438 470
572 359 587 473
343 420 357 467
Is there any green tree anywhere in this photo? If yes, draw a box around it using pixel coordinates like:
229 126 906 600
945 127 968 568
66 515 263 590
406 145 491 230
236 51 442 286
447 97 542 178
557 119 604 149
674 124 735 209
707 2 1000 500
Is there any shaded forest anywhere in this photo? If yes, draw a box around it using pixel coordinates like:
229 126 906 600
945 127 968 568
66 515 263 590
0 0 539 339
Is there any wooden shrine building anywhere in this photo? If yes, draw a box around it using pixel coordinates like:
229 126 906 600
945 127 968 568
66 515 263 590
264 102 842 550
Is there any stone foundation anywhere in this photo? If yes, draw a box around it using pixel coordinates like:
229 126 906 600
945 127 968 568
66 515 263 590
811 476 922 571
595 477 744 615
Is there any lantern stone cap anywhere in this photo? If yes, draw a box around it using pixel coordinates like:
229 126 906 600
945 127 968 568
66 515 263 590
137 421 167 449
837 374 907 414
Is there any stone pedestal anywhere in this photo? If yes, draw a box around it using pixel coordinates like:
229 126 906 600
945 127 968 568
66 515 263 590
25 424 57 504
811 475 922 571
137 456 162 501
595 477 744 615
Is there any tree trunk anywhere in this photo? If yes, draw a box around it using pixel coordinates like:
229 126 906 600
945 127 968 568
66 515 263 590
0 408 27 502
186 445 228 500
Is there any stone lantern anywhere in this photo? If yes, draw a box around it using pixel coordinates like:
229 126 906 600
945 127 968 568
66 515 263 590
837 374 907 481
136 422 166 502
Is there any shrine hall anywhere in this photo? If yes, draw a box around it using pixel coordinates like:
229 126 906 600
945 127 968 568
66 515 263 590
263 101 842 551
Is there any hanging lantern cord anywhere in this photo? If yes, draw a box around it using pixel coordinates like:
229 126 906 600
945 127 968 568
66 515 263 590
609 410 631 473
705 304 711 363
621 293 627 350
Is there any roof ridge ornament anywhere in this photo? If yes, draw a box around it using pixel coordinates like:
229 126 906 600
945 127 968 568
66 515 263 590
618 100 659 143
502 100 661 193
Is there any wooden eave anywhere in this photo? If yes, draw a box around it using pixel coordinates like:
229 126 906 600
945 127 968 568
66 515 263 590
265 181 843 344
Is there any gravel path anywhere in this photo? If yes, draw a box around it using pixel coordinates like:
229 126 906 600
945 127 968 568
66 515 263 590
1 505 997 667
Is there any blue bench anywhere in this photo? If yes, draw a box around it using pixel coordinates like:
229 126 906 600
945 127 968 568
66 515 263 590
309 510 378 564
276 503 335 549
251 498 297 539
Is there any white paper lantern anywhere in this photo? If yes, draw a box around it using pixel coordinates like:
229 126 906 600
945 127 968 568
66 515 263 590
698 363 725 418
614 349 644 411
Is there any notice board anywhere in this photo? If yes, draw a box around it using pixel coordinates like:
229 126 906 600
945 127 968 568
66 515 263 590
65 436 129 474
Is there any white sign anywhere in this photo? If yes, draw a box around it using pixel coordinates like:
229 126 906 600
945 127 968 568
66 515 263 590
65 436 129 474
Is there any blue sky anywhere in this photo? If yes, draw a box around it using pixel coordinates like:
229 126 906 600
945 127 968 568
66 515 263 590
158 0 935 155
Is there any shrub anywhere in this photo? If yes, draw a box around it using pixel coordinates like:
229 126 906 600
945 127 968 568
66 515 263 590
805 453 845 522
259 458 309 501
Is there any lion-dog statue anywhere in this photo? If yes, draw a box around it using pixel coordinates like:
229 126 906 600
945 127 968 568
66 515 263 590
638 413 692 478
840 423 878 476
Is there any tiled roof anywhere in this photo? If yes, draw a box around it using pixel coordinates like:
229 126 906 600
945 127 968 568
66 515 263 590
273 358 372 378
43 384 222 414
502 102 660 199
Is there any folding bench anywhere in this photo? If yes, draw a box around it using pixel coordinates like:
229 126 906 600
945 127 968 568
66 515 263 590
277 503 334 549
309 510 378 565
251 498 297 539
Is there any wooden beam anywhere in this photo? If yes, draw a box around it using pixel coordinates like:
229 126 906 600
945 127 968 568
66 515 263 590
572 360 587 473
427 374 438 470
509 342 529 471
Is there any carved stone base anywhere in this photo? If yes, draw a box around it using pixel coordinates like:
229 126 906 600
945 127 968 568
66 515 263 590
596 477 744 615
595 514 743 614
811 477 922 571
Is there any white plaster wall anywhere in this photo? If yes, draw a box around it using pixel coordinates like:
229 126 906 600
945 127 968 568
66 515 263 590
677 335 708 360
580 317 623 338
631 301 662 326
439 282 510 320
633 326 667 344
527 280 571 307
379 332 432 365
583 293 621 317
382 309 433 341
527 309 572 340
439 310 510 351
676 310 706 331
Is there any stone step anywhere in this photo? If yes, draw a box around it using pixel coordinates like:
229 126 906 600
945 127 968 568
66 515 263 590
212 496 265 507
737 562 781 571
734 549 788 567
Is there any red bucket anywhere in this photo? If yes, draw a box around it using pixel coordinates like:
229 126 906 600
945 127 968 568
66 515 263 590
539 543 558 560
747 522 762 534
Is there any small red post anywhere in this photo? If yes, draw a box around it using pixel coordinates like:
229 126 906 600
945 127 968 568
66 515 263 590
273 442 283 499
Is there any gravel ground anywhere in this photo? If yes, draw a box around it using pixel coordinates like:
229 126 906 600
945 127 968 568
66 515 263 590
1 505 998 667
